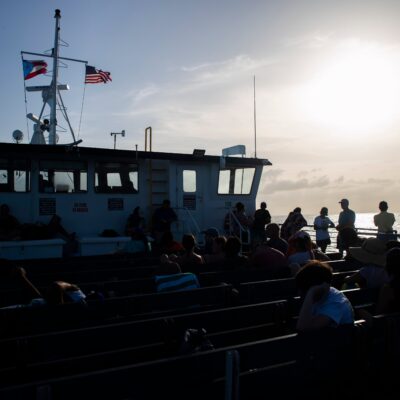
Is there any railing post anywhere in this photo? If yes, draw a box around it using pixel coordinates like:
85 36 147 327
225 350 240 400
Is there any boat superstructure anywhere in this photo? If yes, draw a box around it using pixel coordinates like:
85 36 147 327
0 9 272 258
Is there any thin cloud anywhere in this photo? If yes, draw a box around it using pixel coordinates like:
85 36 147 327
262 173 331 194
129 84 160 104
178 55 276 92
284 32 334 49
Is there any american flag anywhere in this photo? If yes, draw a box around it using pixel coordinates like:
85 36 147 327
85 65 112 84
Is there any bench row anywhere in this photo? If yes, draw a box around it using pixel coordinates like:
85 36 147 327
3 313 399 400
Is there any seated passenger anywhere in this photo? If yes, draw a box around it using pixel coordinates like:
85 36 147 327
19 214 75 242
220 236 249 270
287 231 315 266
157 253 182 275
125 206 145 236
169 234 204 273
201 227 220 255
0 204 20 240
265 223 288 255
377 247 400 314
159 231 184 255
296 261 354 332
45 281 86 305
250 243 290 277
203 235 227 265
345 238 389 289
2 265 85 308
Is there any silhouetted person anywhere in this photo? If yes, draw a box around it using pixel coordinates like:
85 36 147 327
313 207 335 253
374 201 396 242
265 223 288 255
336 199 356 255
281 207 307 240
152 200 177 243
252 201 271 246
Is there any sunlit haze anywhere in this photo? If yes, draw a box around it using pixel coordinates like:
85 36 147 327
1 0 400 217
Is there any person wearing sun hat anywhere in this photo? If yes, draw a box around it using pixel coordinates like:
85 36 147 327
344 238 390 289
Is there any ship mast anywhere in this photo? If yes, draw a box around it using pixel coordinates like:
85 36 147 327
22 9 87 145
49 9 61 145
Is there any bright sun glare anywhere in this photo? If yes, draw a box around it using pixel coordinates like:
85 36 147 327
300 41 400 132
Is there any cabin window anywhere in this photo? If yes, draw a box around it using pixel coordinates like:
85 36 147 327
183 170 196 193
95 162 138 193
0 158 30 192
218 168 255 195
39 160 87 193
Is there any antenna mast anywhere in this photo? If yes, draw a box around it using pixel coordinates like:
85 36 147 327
253 75 257 158
49 9 61 145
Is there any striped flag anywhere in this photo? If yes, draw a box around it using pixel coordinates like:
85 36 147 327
23 60 48 80
85 65 112 84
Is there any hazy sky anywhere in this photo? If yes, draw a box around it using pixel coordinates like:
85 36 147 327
1 0 400 216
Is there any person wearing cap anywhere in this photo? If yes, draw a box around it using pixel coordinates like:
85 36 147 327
336 199 356 255
373 201 396 242
345 238 390 289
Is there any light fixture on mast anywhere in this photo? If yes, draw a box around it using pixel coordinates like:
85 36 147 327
12 130 24 144
110 130 125 149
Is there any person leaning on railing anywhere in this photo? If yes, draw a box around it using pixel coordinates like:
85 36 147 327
373 201 396 242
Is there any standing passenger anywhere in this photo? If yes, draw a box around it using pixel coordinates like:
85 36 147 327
152 199 178 243
374 201 396 242
313 207 335 253
281 207 307 241
252 202 271 246
336 199 356 256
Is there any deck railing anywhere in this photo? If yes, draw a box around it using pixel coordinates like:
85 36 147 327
299 225 398 253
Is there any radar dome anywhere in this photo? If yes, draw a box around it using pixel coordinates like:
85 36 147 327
12 130 24 143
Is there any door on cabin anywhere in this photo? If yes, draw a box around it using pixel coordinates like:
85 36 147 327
175 166 204 237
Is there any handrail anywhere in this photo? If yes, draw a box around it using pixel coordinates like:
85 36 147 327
286 224 399 254
226 210 251 247
300 224 398 238
174 207 204 245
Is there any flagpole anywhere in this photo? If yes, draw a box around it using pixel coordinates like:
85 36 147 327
49 9 61 145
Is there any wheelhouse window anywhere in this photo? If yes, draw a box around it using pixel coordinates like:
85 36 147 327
218 167 255 195
95 162 138 193
39 160 87 193
183 170 196 193
0 158 30 192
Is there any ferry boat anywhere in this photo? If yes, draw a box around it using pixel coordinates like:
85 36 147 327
0 10 271 259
